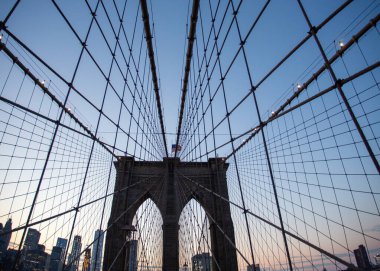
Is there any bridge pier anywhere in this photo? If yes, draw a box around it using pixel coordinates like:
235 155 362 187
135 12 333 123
103 157 238 271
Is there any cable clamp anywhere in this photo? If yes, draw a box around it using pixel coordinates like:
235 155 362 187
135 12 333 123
308 26 318 35
335 79 342 88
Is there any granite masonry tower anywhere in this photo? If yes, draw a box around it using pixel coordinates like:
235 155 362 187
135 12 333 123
103 157 238 271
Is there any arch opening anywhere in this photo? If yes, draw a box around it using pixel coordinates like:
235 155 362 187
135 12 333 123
128 198 163 271
179 198 213 271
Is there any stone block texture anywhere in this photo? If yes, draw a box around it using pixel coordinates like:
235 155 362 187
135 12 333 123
103 157 238 271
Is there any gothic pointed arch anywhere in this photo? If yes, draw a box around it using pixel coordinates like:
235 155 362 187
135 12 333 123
103 156 238 271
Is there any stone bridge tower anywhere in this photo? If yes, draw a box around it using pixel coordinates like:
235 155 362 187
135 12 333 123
103 156 238 271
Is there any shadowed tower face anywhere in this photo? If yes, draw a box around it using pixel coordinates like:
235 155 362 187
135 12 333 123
103 156 238 271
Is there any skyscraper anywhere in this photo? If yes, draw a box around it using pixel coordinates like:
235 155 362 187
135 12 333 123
90 230 104 271
49 246 63 271
24 228 41 252
127 240 138 271
192 253 212 271
0 218 12 259
23 244 48 271
56 238 68 251
67 235 82 271
49 237 68 271
354 244 371 270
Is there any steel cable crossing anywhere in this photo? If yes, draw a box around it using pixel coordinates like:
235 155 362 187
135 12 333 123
0 1 380 271
176 0 380 270
0 0 167 270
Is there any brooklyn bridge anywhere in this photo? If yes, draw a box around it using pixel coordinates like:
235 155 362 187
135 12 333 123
0 0 379 270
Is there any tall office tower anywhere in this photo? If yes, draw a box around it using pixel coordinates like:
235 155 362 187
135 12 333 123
24 228 41 252
192 253 212 271
23 244 48 271
127 240 138 271
56 238 68 251
354 244 371 270
0 218 12 260
67 235 82 271
49 237 68 271
49 246 63 271
90 230 104 271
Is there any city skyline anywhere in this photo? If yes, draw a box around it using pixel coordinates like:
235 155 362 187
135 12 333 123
0 225 108 271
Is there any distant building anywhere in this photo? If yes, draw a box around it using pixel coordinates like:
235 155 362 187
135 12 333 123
0 218 12 261
67 235 82 271
23 244 48 271
49 246 64 271
56 238 68 251
354 244 371 270
375 253 380 265
49 237 68 271
127 240 138 271
90 230 104 271
192 252 212 271
82 248 91 271
247 264 260 271
24 228 41 252
1 248 18 271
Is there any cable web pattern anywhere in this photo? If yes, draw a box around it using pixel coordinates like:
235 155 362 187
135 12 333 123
176 0 380 270
0 0 379 271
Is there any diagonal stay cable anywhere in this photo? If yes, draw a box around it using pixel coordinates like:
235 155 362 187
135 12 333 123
0 174 161 237
2 2 163 160
226 14 380 161
178 171 358 270
177 170 252 267
0 41 116 158
175 170 222 270
179 13 379 162
140 0 168 157
188 60 379 162
296 0 380 175
179 1 353 160
64 173 165 271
